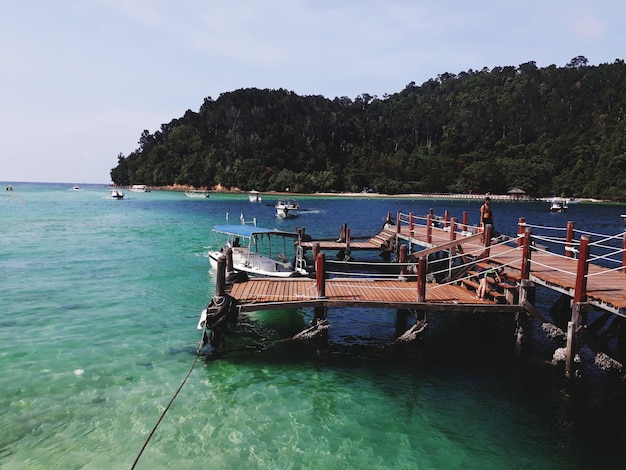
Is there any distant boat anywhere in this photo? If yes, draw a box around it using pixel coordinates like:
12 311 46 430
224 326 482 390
129 184 150 192
549 197 568 212
248 190 262 202
6 185 13 191
72 185 81 190
110 189 125 199
184 189 210 198
275 199 299 218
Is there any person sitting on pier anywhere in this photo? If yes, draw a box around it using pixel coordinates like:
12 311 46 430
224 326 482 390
476 266 503 300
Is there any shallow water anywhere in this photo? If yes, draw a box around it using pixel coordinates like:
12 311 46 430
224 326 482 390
2 183 626 469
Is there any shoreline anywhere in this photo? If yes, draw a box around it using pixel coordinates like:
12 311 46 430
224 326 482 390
142 185 610 203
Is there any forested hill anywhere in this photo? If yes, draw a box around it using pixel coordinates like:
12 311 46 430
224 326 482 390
110 56 626 199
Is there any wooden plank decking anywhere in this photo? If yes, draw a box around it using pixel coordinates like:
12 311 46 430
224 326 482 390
227 277 522 313
222 216 626 317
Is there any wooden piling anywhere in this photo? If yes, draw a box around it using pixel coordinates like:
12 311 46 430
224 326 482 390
462 211 468 232
315 253 326 298
216 255 226 298
574 235 591 303
565 221 574 258
426 214 432 244
416 257 427 302
622 218 626 273
226 247 234 273
517 218 526 247
399 244 407 280
521 228 532 280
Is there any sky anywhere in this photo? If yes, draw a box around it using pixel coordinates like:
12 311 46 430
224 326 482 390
1 0 624 184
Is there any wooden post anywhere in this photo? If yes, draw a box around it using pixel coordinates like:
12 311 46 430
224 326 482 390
226 247 234 273
483 224 492 257
565 302 582 379
462 211 468 233
416 257 427 302
399 244 407 280
573 235 591 303
396 210 402 234
426 213 432 244
521 228 532 280
338 224 345 242
444 210 450 228
517 218 526 247
315 253 326 298
312 242 320 268
216 255 226 298
449 218 457 242
622 218 626 273
345 228 351 260
409 212 414 234
565 221 575 258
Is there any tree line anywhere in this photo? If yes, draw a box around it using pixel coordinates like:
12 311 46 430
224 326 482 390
110 56 626 200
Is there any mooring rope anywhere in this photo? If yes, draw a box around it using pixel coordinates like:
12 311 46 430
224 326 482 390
131 342 203 469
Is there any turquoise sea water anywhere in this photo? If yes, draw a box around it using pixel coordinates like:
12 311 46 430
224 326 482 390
2 183 626 469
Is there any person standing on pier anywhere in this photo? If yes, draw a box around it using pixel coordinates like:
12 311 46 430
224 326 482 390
479 196 494 231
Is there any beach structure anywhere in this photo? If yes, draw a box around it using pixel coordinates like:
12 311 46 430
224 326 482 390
200 210 626 379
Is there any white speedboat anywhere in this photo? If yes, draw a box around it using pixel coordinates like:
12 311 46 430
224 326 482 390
110 189 125 199
208 225 307 278
129 184 150 192
549 197 568 212
72 185 81 190
184 189 210 198
248 190 262 202
275 199 299 218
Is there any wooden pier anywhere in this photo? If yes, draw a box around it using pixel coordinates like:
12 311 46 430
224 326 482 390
202 209 626 379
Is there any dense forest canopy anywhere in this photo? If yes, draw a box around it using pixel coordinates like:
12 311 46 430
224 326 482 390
111 56 626 199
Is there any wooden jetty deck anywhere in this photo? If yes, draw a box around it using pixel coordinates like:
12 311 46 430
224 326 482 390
226 277 522 313
204 209 626 378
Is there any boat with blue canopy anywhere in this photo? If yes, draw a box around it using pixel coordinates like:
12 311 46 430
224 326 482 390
207 224 307 278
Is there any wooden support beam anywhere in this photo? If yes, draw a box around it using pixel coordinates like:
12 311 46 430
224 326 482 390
216 255 226 298
315 253 326 298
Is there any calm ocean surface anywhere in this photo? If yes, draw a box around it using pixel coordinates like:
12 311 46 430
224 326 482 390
2 182 626 469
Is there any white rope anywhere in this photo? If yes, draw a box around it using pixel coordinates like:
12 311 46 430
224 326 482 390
586 264 626 277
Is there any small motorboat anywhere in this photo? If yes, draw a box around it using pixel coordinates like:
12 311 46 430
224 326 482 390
248 190 262 202
72 185 81 190
129 184 150 192
549 197 568 212
207 224 307 278
184 189 211 198
275 199 299 218
110 189 125 199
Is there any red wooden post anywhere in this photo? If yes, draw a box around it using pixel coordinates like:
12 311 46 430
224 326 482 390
315 252 326 298
409 212 414 233
517 218 526 247
216 255 226 297
416 257 427 302
462 211 468 232
565 221 575 258
339 224 345 242
399 244 407 277
396 210 402 234
521 228 532 280
313 242 320 265
444 210 450 228
426 213 432 244
622 219 626 273
345 228 351 259
574 235 591 303
449 218 457 241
